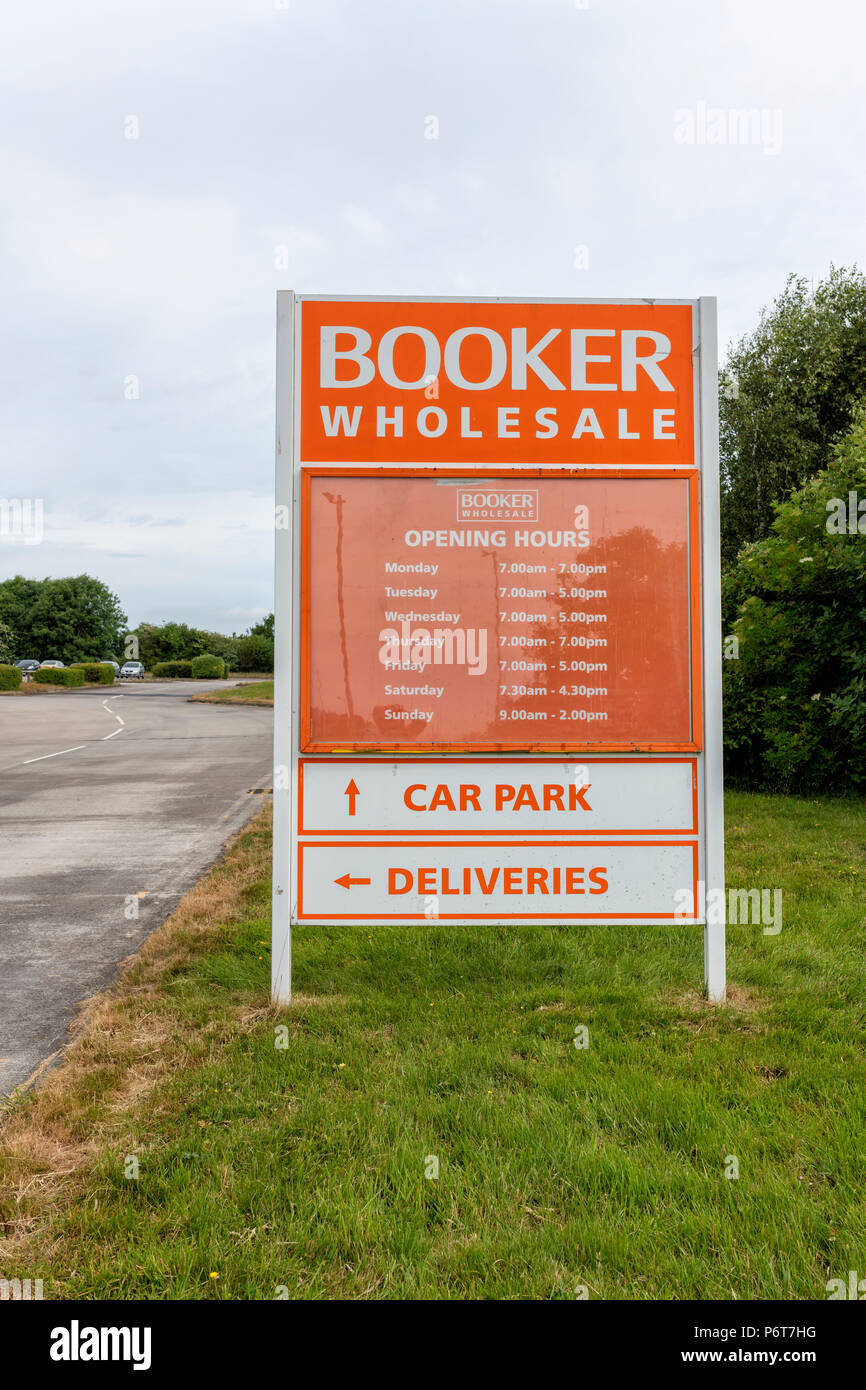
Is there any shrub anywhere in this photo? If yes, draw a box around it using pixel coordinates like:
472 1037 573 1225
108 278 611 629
723 405 866 793
152 660 193 679
191 653 226 679
32 666 85 686
236 633 274 672
70 662 115 684
0 664 22 690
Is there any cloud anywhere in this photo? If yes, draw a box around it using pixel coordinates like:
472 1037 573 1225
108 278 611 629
341 203 388 246
0 0 863 627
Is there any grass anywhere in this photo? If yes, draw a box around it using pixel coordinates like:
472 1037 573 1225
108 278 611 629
189 679 274 706
0 791 864 1300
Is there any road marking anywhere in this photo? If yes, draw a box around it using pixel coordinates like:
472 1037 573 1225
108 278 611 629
102 698 125 726
23 744 87 764
102 727 124 741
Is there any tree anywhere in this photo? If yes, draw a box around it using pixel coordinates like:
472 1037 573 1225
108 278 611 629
720 265 866 564
236 633 274 672
0 574 127 663
0 619 15 663
200 631 239 670
129 615 273 672
722 406 866 792
235 613 274 671
0 576 41 654
133 621 208 668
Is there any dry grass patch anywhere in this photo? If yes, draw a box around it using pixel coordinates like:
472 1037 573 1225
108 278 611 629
0 804 274 1259
669 982 765 1015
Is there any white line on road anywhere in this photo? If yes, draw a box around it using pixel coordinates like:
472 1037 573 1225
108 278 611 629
102 698 125 726
11 697 128 769
23 744 87 764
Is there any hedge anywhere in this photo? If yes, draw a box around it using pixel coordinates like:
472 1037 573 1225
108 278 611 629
32 667 85 686
191 654 226 679
69 662 115 684
236 633 274 672
0 664 22 690
152 660 192 678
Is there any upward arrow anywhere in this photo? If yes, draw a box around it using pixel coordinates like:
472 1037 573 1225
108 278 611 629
344 778 360 816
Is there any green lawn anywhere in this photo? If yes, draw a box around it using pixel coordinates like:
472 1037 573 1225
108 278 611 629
189 679 273 705
1 791 864 1300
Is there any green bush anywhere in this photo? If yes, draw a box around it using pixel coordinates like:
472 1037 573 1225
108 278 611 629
0 664 22 690
191 653 226 679
236 633 274 672
152 660 192 679
32 666 85 686
723 405 866 793
69 662 115 684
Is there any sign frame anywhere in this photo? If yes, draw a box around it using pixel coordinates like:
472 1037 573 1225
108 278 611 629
273 294 725 1003
298 465 703 754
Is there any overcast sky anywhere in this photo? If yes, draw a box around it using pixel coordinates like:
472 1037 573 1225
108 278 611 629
1 0 863 632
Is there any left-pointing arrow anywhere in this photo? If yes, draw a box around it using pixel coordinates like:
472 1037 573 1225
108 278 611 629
335 873 372 890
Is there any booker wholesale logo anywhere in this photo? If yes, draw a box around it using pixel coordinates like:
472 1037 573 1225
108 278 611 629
299 299 695 464
457 487 538 521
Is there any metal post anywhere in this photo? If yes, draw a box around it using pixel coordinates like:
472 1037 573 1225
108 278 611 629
698 296 726 1002
271 290 295 1006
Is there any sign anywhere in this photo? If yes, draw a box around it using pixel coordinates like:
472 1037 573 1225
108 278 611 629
298 758 698 835
297 841 699 921
298 300 695 466
300 471 701 751
273 296 725 1000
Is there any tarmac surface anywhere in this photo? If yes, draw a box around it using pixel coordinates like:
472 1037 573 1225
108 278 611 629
0 682 273 1094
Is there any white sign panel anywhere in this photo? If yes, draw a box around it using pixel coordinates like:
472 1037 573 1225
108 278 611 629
297 840 698 921
299 758 698 836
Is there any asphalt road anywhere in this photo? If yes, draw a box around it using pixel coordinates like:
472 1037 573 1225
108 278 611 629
0 682 273 1094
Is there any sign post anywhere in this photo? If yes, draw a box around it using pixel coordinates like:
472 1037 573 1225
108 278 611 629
273 294 724 1003
271 290 295 1005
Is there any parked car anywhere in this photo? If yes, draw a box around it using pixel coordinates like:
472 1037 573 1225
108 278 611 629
39 660 65 669
107 661 120 674
120 661 145 680
14 659 40 671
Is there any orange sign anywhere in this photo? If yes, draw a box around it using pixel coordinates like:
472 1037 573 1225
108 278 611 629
299 300 695 465
300 468 701 752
